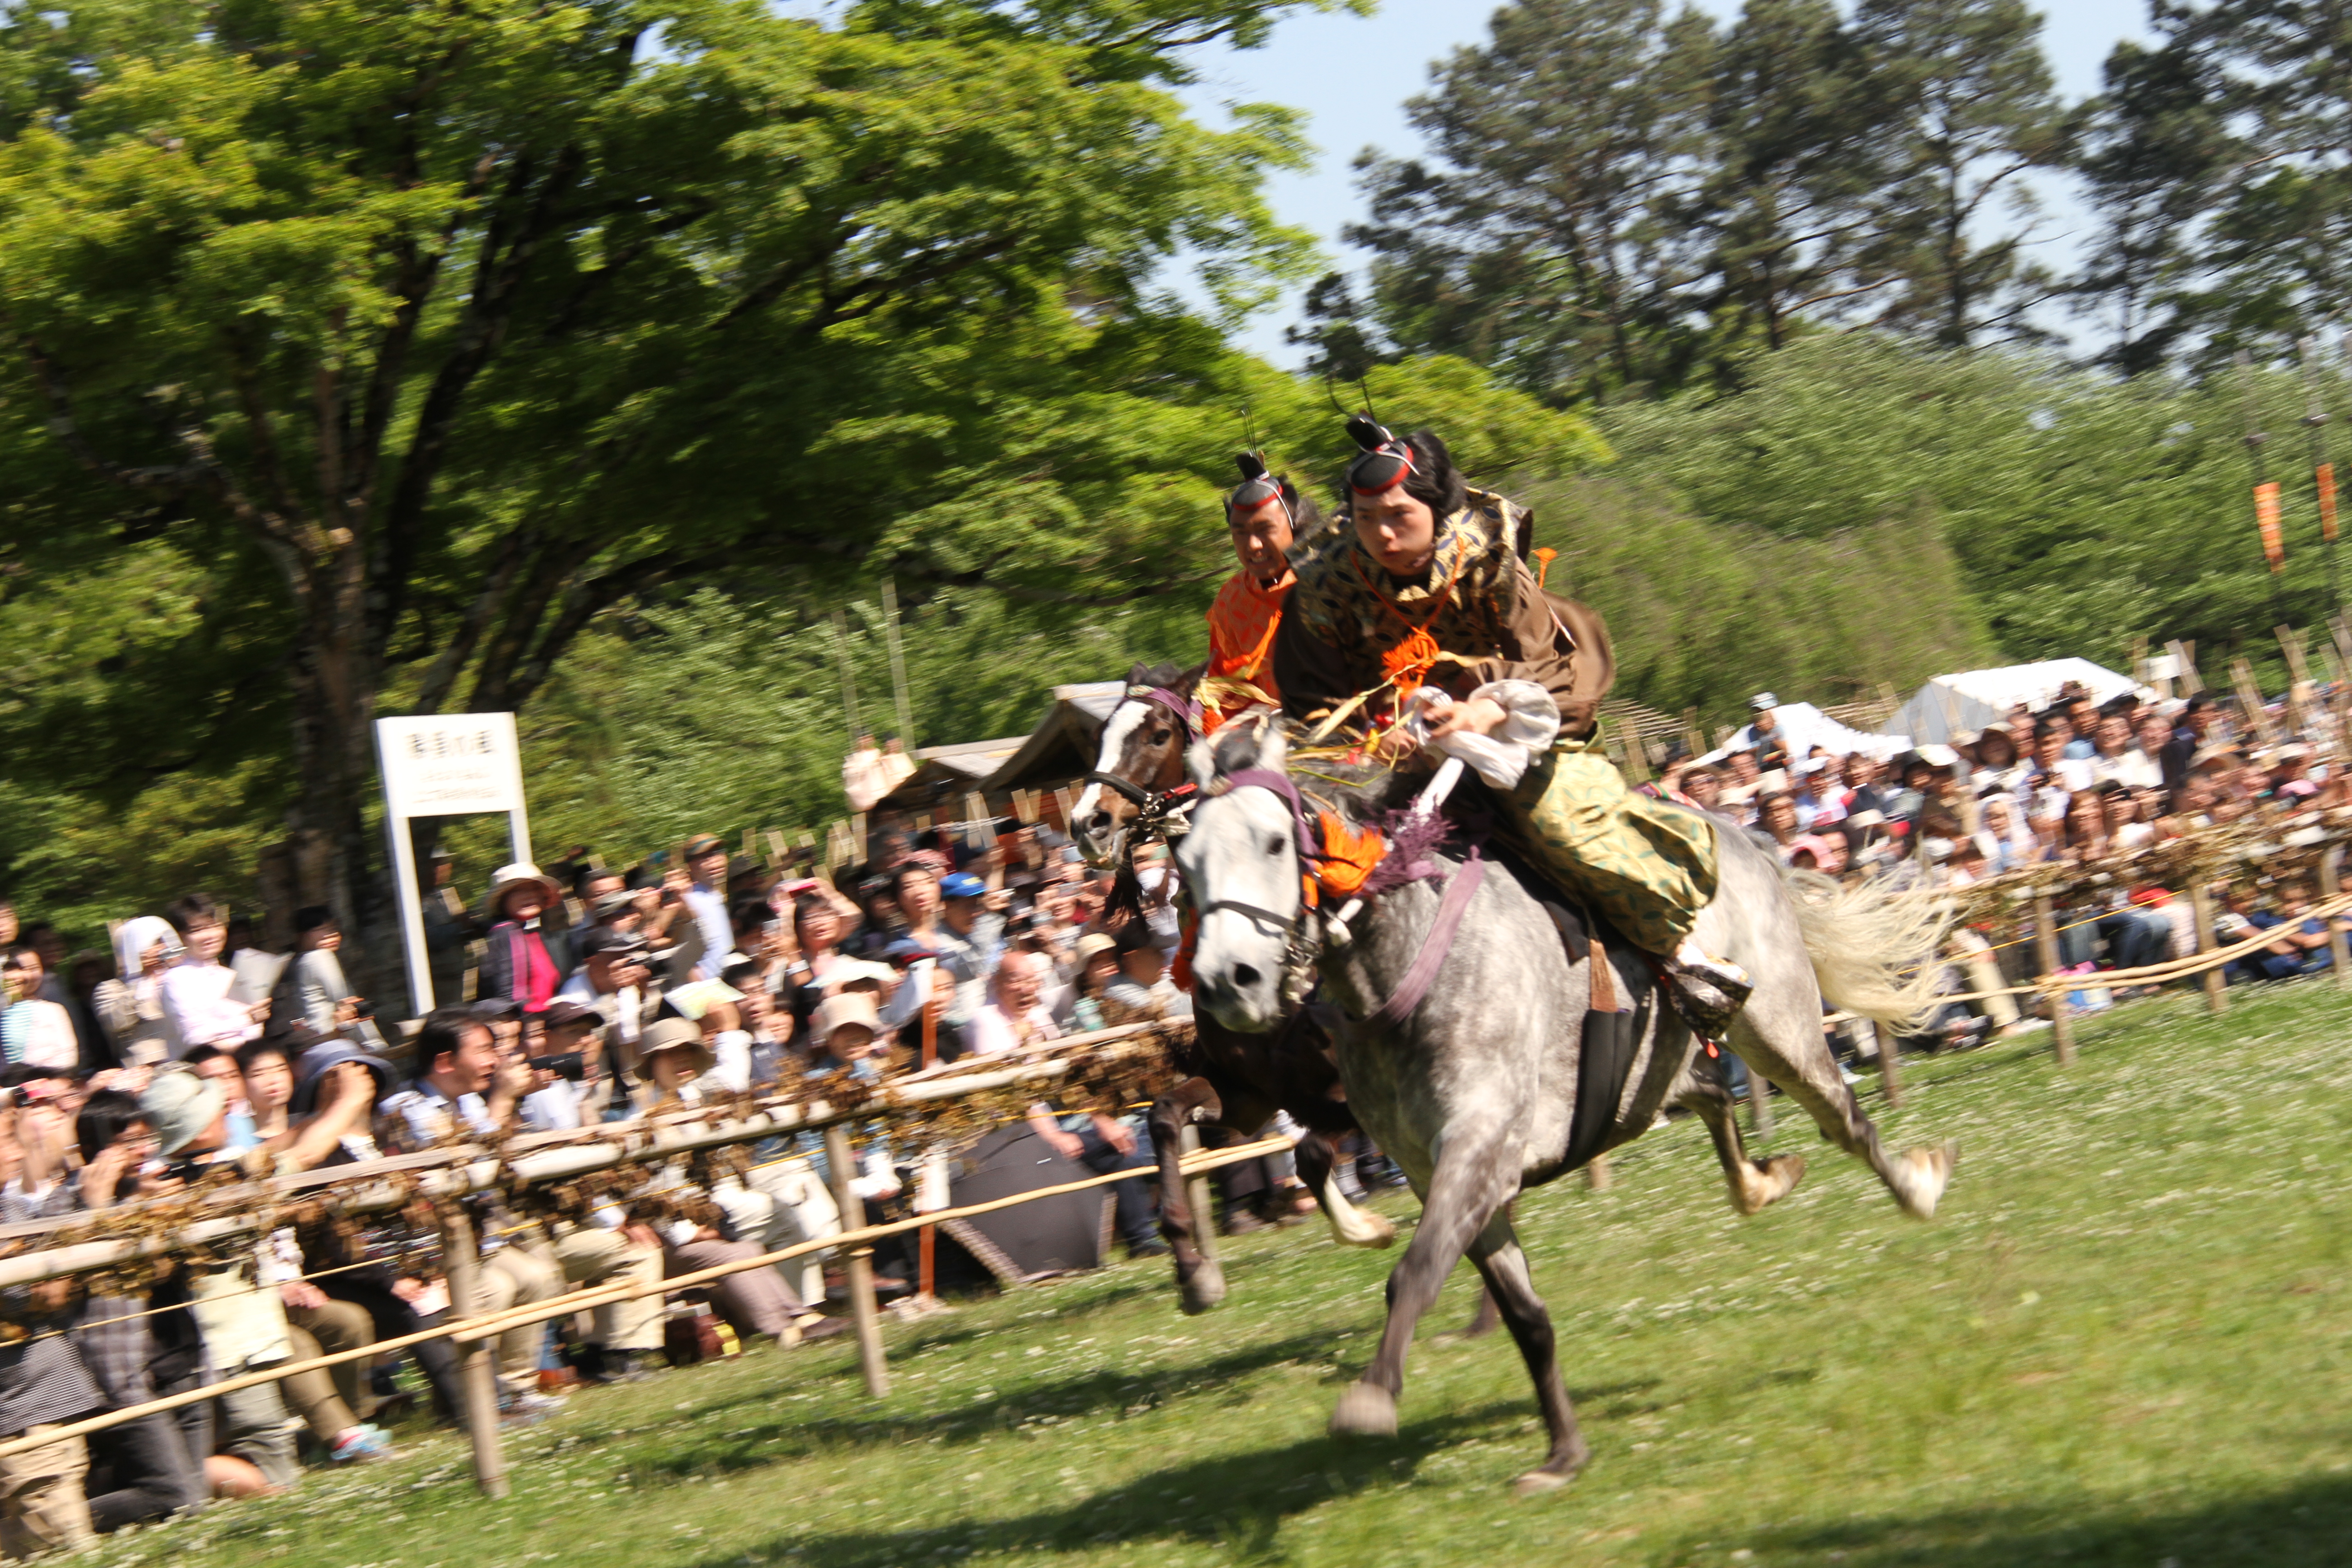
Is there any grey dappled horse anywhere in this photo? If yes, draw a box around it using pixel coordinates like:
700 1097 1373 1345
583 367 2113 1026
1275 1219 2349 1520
1073 670 1818 1321
1176 713 1957 1493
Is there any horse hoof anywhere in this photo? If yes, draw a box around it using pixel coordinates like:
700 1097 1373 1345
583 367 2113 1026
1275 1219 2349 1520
1328 1382 1398 1438
1178 1260 1228 1316
1727 1153 1806 1216
1337 1212 1397 1250
1895 1140 1959 1220
1510 1468 1574 1497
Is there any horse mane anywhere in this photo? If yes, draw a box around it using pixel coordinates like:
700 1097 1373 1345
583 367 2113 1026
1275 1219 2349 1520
1204 715 1427 825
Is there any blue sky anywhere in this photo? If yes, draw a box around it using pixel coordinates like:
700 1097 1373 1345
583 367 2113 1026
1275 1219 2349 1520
1175 0 2159 364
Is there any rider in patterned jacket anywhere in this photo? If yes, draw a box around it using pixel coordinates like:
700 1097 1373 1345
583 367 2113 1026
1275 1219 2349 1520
1269 416 1753 1037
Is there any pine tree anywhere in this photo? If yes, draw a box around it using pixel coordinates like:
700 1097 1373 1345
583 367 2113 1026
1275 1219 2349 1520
1679 0 1888 351
1348 0 1718 403
1849 0 2068 346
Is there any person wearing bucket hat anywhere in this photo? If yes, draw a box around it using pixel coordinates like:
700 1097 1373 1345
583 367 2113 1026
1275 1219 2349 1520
139 1062 229 1170
477 862 570 1016
633 1016 716 1105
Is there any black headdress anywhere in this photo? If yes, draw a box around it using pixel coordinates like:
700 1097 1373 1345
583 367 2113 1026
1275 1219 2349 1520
1225 451 1292 526
1343 414 1416 495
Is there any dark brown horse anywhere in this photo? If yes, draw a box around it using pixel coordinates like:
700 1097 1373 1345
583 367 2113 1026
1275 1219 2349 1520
1075 664 1462 1316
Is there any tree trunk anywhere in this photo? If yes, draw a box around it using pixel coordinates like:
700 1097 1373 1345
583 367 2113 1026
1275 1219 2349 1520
283 540 403 1019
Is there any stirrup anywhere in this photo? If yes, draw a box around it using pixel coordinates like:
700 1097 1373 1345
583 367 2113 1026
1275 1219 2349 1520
1661 953 1754 1041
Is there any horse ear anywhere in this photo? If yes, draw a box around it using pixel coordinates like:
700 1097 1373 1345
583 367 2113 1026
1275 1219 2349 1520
1186 732 1218 793
1258 718 1287 774
1125 661 1148 687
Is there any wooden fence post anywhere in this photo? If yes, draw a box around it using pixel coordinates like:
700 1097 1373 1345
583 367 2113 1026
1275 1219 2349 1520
1177 1125 1221 1266
2323 847 2352 989
1870 1018 1903 1107
1744 1055 1773 1137
436 1205 510 1500
2189 880 2230 1015
2031 888 2077 1066
823 1123 891 1398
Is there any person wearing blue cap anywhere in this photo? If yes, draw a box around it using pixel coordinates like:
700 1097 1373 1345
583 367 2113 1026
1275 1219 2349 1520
891 862 1004 1060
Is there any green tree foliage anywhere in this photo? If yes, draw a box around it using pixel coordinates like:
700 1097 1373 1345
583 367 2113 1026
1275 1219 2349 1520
1847 0 2067 347
1341 0 2066 402
0 0 1358 951
1348 0 1720 404
2076 2 2352 370
1595 335 2352 681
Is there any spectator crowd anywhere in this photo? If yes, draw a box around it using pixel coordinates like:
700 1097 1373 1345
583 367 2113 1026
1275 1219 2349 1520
1657 682 2352 1056
0 818 1379 1553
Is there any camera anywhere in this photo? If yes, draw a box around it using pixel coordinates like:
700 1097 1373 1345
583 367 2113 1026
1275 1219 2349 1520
533 1051 588 1082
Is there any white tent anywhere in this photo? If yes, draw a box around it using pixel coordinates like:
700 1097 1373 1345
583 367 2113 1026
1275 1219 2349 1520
1892 659 2147 745
1702 701 1910 765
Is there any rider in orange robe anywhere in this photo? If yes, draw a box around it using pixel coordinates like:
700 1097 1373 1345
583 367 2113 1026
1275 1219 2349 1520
1203 454 1323 732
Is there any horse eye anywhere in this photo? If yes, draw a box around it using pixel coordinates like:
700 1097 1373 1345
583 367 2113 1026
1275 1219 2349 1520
1150 728 1172 745
1266 834 1285 856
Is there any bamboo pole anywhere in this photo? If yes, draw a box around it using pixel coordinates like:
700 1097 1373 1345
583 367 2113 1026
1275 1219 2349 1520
2032 888 2076 1066
1872 1017 1903 1108
438 1206 510 1499
2190 880 2229 1015
1745 1051 1773 1138
881 578 916 746
824 1122 890 1398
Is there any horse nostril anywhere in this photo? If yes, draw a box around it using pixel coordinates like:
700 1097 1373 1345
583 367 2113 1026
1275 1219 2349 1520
1232 963 1262 990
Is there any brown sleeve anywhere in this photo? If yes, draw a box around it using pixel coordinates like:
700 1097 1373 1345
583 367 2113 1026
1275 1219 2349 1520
1272 607 1364 723
1458 568 1614 740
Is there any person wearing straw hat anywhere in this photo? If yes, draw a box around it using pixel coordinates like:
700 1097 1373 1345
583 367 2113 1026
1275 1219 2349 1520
633 1015 718 1107
476 862 570 1016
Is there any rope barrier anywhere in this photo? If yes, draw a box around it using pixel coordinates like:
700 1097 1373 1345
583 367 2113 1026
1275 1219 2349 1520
1911 891 2352 1007
0 1131 1295 1464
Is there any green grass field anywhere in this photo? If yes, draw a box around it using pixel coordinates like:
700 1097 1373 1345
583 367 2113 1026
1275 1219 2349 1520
93 982 2352 1568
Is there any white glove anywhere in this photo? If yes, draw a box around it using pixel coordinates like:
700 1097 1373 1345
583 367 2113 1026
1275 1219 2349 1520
1401 681 1562 789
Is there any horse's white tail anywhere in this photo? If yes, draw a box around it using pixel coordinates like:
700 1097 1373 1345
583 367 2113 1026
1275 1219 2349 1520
1784 868 1953 1034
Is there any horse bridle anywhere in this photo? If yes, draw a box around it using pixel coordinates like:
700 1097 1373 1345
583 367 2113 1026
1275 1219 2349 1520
1197 764 1327 1011
1083 684 1204 833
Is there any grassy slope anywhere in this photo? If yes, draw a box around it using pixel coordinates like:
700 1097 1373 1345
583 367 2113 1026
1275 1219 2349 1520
96 983 2352 1568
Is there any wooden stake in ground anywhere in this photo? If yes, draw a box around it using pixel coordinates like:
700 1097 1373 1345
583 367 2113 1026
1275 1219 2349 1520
2232 656 2282 748
2322 848 2352 990
1583 1153 1612 1191
2278 625 2315 735
437 1205 510 1499
1177 1125 1220 1268
823 1122 891 1398
2168 638 2203 695
2031 887 2076 1067
2189 880 2229 1016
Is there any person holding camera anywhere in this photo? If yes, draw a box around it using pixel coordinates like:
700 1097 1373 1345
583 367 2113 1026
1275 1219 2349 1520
518 1000 606 1132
